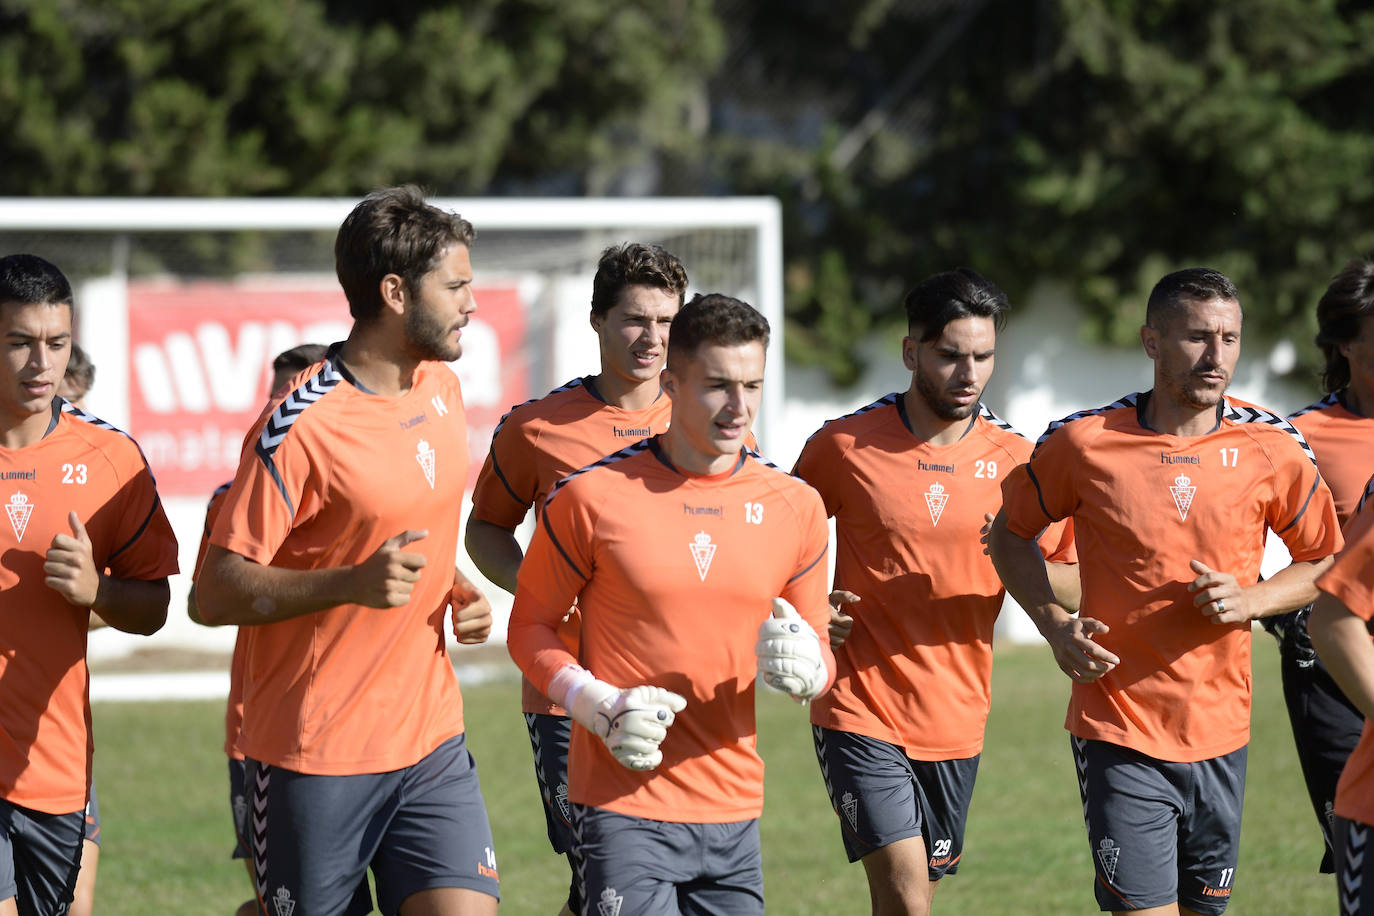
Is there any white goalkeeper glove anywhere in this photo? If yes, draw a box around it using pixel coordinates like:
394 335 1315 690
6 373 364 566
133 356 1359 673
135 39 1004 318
550 666 687 771
756 597 827 702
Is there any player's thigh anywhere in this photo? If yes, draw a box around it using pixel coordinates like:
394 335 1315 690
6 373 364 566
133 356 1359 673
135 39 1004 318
571 805 694 915
1072 737 1185 913
524 713 573 854
373 735 499 916
1333 816 1374 916
68 840 98 916
227 757 252 860
246 758 382 916
813 726 927 862
678 820 763 916
909 755 979 879
1176 746 1245 915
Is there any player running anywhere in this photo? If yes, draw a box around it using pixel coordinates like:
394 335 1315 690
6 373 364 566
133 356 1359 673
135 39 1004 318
0 254 178 916
508 294 835 915
196 187 499 916
1266 256 1374 873
466 242 687 916
989 267 1343 916
795 268 1077 916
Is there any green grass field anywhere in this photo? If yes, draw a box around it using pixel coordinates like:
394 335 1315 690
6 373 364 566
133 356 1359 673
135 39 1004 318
90 641 1336 914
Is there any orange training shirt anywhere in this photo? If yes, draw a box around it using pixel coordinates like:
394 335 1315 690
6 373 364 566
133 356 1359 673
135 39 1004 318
1000 393 1341 762
797 397 1075 759
507 438 834 823
210 349 468 775
470 377 671 713
193 481 243 760
1290 391 1374 528
0 401 179 813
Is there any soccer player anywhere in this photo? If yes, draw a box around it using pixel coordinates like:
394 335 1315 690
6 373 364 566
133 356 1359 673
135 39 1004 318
794 268 1077 916
1308 476 1374 916
195 187 500 916
0 254 178 916
1266 256 1374 873
507 294 835 915
465 242 687 916
989 267 1343 916
187 343 328 916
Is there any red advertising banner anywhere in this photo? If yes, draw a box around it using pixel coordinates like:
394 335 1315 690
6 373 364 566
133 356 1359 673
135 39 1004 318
127 280 528 497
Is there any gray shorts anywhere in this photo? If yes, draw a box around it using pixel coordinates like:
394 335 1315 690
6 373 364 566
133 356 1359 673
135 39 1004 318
524 713 581 916
228 758 249 860
1072 736 1245 914
0 798 84 915
570 804 763 916
83 783 100 846
247 734 499 916
812 726 978 879
1334 816 1373 916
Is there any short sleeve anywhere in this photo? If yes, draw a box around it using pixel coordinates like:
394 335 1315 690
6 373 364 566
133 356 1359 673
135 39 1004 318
1269 442 1343 564
1001 426 1078 538
792 426 844 518
515 480 599 616
1038 517 1077 563
469 415 539 528
1316 506 1374 620
210 415 319 565
104 450 179 581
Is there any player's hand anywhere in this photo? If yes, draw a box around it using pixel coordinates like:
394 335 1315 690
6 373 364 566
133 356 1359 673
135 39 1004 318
979 512 995 556
756 597 828 701
450 578 492 644
1042 615 1118 683
44 512 100 607
1189 560 1250 624
827 590 860 649
352 530 427 608
572 681 687 771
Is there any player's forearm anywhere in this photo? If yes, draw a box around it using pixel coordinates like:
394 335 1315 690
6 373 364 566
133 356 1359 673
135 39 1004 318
989 512 1073 631
1047 562 1082 612
508 590 580 694
90 576 169 635
1310 594 1374 719
196 545 359 626
1241 556 1334 619
464 519 523 594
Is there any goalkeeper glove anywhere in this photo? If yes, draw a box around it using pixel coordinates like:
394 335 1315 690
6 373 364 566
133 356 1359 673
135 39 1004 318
756 597 827 701
550 666 687 771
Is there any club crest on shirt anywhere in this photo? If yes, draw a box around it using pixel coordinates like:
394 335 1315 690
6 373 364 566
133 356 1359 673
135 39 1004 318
924 481 949 526
6 491 33 542
1169 474 1196 521
689 531 717 581
416 439 436 489
272 886 296 916
597 887 624 916
1096 838 1121 883
841 790 859 830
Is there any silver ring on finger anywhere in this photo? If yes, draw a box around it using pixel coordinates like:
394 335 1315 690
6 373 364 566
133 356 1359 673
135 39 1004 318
1215 599 1225 614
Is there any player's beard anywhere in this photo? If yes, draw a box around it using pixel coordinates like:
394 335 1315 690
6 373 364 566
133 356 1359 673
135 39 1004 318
404 303 462 363
915 363 980 421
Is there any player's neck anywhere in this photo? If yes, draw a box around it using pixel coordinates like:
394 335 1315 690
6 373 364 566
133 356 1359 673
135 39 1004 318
1343 378 1374 418
589 371 660 410
1141 389 1221 438
659 428 739 476
336 330 420 397
900 387 968 447
0 405 55 450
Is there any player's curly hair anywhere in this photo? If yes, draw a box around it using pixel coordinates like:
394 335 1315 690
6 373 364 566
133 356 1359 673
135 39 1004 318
335 185 475 322
666 294 769 371
1314 256 1374 393
903 268 1009 341
590 243 690 317
0 254 73 309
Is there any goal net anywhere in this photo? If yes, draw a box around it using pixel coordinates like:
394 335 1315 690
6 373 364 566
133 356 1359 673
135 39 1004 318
0 197 782 656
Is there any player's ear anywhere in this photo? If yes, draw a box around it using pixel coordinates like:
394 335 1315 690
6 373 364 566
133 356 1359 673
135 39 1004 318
661 366 676 398
589 309 603 334
1140 324 1159 360
901 336 918 371
379 273 408 317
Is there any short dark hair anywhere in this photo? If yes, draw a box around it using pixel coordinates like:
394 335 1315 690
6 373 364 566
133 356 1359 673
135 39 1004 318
903 268 1009 341
272 343 329 377
590 243 690 316
64 343 95 392
1145 267 1240 330
1314 257 1374 393
0 254 73 309
334 185 475 322
666 294 769 371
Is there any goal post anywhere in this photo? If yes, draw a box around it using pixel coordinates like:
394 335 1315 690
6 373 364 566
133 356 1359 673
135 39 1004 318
0 196 784 655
